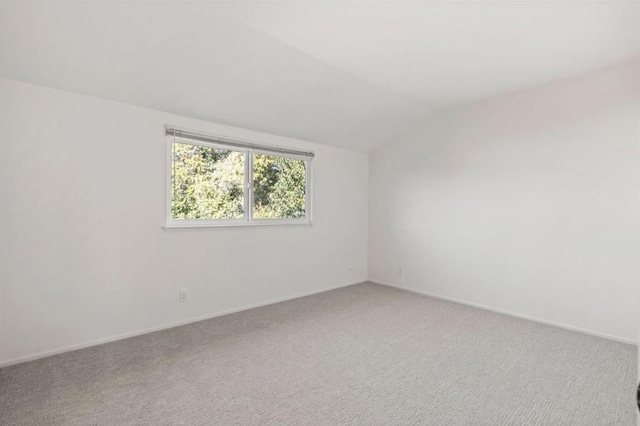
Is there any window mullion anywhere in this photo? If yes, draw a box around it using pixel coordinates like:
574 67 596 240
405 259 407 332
246 150 253 222
306 159 312 222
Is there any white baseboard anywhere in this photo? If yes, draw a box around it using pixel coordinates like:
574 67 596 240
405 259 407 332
0 281 364 368
3 279 634 368
370 280 637 346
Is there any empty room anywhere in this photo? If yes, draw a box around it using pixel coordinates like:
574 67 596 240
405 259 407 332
1 1 639 425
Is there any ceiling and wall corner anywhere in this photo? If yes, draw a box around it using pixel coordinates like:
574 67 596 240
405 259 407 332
0 1 638 152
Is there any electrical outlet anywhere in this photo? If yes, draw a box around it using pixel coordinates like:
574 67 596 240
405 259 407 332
178 290 188 303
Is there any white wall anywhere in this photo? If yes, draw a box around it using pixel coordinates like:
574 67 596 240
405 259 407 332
0 79 369 366
369 61 640 343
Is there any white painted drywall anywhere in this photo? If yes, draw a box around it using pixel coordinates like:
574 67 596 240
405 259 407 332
369 61 640 343
0 79 369 366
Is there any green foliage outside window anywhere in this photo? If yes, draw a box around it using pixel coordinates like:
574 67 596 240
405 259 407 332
253 154 306 219
171 142 306 220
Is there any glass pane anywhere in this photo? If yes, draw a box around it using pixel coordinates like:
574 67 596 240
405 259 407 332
171 142 245 220
253 154 306 219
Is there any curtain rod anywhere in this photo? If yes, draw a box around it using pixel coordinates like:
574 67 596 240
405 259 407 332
166 127 315 158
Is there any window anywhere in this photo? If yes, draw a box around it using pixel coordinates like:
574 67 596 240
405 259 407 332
167 127 313 227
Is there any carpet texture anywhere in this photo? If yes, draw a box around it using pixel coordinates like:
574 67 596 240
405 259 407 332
0 283 636 425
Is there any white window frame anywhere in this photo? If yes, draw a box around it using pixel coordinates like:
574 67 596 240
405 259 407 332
165 128 313 229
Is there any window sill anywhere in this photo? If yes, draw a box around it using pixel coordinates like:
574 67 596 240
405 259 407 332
163 220 313 230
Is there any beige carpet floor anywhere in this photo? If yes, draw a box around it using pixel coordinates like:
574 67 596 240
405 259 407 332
0 282 636 425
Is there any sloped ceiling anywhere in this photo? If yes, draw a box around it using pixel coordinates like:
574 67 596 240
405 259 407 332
0 2 638 152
